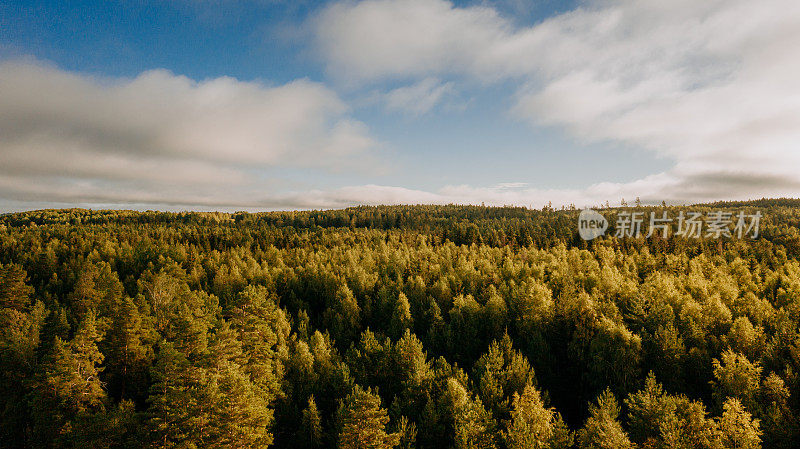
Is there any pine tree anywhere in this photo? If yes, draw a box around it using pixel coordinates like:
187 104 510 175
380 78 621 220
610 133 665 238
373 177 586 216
325 285 361 346
711 350 762 411
205 321 274 448
396 416 417 449
577 389 633 449
447 378 497 449
337 385 400 449
717 398 762 449
0 264 33 313
64 399 141 449
393 329 431 387
758 373 797 448
473 334 535 419
0 300 46 447
147 341 198 448
484 289 508 338
625 372 673 445
301 395 324 449
657 397 719 449
105 296 155 400
47 311 107 413
229 285 291 401
389 292 413 339
504 383 558 449
29 311 108 446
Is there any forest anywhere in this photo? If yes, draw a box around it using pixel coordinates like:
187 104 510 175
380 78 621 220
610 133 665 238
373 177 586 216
2 200 800 448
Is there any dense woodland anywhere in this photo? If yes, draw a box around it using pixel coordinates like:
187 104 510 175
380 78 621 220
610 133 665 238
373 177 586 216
2 201 800 448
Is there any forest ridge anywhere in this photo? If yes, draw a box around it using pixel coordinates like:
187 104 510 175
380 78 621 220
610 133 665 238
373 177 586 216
2 200 800 448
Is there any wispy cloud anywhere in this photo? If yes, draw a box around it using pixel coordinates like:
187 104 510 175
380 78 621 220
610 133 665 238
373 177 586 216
383 78 454 115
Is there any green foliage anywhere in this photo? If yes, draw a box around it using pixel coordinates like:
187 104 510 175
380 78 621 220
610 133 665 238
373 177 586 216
473 333 535 420
626 372 719 449
300 396 324 448
577 389 633 449
711 350 763 411
503 383 571 449
447 378 497 449
47 311 107 413
337 385 400 449
1 202 800 447
717 398 762 449
0 263 33 312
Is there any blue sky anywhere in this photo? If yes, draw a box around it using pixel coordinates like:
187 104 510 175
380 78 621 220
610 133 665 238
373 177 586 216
1 0 799 210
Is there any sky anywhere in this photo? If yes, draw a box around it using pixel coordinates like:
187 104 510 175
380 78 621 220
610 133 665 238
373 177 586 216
1 0 800 211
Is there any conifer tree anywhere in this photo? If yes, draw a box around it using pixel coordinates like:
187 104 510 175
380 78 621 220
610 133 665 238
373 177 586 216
0 264 33 313
473 334 535 419
0 299 46 447
447 378 498 449
47 310 107 413
717 398 762 449
503 383 557 449
577 389 633 449
147 342 196 448
393 329 431 387
758 373 797 448
29 310 108 446
326 285 361 346
205 321 274 448
229 285 291 401
301 395 324 449
105 296 155 400
625 372 673 445
396 416 417 449
711 350 762 412
337 385 400 449
389 292 413 339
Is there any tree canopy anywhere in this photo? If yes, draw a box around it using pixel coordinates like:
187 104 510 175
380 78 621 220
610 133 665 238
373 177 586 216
1 201 800 447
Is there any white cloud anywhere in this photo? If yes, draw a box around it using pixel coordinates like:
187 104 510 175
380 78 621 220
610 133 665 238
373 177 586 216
313 0 508 83
384 78 454 115
5 1 800 211
313 0 800 204
0 60 379 206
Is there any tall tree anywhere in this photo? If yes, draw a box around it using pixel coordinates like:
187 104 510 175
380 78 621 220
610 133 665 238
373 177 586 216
205 321 275 448
30 311 108 446
337 385 400 449
104 296 155 401
228 285 291 401
447 378 497 449
147 341 198 448
577 389 633 449
711 350 762 412
389 292 413 339
301 395 324 449
625 372 673 445
717 398 762 449
46 311 107 413
0 264 33 313
504 383 571 449
0 299 46 448
473 333 535 419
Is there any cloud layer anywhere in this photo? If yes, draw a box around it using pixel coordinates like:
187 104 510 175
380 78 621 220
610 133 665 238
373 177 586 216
313 0 800 205
0 60 377 207
3 0 800 210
